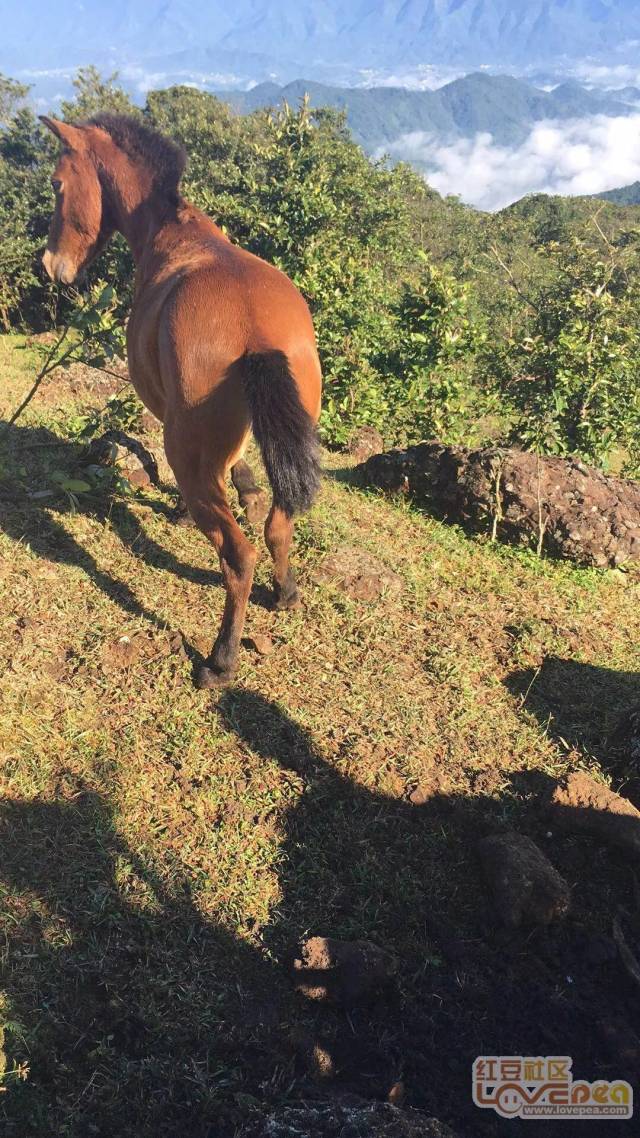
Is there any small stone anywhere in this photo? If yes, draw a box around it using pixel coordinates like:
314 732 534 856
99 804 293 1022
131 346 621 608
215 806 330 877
310 1044 335 1080
124 466 152 489
247 634 274 656
388 1081 406 1106
478 831 571 927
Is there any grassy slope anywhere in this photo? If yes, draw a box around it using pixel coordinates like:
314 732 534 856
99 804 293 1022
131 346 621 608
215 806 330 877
0 334 639 1137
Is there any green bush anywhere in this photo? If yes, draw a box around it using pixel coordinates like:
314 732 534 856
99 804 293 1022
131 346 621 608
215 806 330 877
1 68 639 471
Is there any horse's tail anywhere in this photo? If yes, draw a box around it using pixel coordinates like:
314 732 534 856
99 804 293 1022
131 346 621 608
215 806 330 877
242 350 321 517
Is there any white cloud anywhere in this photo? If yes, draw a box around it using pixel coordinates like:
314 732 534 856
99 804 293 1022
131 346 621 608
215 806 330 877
355 64 464 91
118 65 249 94
381 113 640 211
568 59 640 90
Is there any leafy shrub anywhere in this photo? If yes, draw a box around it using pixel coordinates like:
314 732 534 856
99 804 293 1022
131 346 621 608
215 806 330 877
1 68 639 472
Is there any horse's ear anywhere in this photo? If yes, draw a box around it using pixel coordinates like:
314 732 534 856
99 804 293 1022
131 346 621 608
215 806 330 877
38 116 84 148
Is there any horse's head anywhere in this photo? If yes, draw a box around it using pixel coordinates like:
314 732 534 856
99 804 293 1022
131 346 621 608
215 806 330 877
39 116 115 284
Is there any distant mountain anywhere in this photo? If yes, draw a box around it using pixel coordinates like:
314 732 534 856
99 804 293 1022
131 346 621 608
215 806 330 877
2 0 640 92
218 74 635 152
595 182 640 205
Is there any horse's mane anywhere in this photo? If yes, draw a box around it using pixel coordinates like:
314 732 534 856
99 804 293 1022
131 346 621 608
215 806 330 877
88 113 186 197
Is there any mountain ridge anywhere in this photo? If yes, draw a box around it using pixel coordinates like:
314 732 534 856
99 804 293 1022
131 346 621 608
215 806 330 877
2 0 640 88
595 181 640 204
216 73 636 151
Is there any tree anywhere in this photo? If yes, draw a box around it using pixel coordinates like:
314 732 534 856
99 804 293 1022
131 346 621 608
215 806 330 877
60 67 137 122
498 234 640 473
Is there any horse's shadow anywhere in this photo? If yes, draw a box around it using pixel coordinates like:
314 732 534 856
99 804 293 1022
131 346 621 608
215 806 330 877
505 655 640 800
0 422 274 658
2 689 639 1138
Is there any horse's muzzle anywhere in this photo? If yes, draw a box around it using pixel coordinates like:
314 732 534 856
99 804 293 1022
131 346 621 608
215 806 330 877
42 249 76 284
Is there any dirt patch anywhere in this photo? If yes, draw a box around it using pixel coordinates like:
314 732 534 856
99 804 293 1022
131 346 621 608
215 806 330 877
238 1100 460 1138
38 360 126 405
314 545 403 600
478 831 571 927
550 771 640 855
100 630 186 673
348 425 385 462
293 937 397 1005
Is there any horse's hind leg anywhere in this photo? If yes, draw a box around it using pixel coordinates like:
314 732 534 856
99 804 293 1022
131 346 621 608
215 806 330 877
166 439 257 687
172 459 266 529
265 505 300 610
194 488 257 687
231 459 269 525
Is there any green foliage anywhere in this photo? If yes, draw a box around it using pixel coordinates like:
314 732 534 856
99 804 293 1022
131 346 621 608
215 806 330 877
390 256 490 441
483 234 640 473
0 94 56 329
1 68 639 472
60 66 138 122
68 391 144 442
3 281 126 433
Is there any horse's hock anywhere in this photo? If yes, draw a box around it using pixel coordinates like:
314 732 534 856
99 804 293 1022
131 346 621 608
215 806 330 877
358 443 640 568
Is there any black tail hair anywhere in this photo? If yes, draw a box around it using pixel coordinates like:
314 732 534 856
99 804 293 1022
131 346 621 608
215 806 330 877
243 350 321 517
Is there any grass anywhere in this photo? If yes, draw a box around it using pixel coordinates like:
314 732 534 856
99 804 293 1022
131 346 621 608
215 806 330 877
0 332 639 1137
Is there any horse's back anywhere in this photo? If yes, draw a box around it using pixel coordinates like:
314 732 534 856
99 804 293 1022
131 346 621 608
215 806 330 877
157 233 321 417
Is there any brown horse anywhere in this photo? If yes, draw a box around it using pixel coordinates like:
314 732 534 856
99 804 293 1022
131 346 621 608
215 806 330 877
39 113 322 688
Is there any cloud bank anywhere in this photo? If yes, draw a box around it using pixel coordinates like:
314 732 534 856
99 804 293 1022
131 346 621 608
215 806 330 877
382 113 640 210
355 64 465 90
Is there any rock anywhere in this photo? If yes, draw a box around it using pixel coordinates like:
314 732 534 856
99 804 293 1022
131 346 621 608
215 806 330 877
315 545 402 601
246 634 274 656
359 442 640 567
478 831 571 927
550 771 640 856
348 425 385 462
388 1082 406 1107
310 1043 335 1081
293 936 396 1006
84 430 159 488
237 1100 460 1138
125 465 152 489
139 409 159 434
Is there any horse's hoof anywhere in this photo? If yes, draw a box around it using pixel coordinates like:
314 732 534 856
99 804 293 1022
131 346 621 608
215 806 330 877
171 503 195 527
274 590 302 611
194 663 235 689
242 491 269 526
